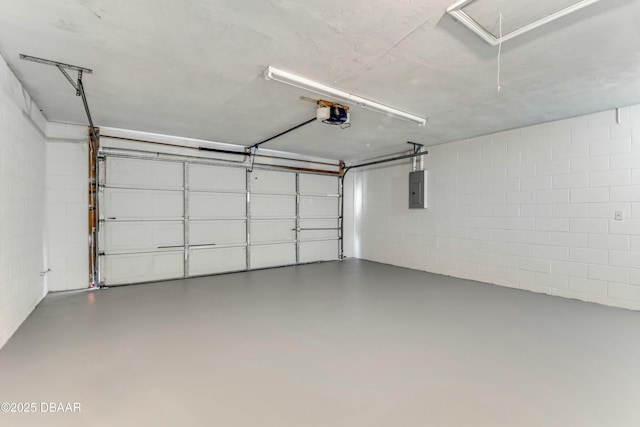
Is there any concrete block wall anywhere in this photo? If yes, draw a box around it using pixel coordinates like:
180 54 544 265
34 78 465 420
0 54 48 347
352 105 640 310
45 137 89 291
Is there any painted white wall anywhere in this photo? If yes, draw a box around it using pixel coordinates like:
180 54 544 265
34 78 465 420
351 105 640 310
0 53 48 347
45 123 89 291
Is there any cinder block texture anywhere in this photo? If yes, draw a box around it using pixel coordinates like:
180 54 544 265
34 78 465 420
0 54 47 347
352 106 640 310
45 141 88 292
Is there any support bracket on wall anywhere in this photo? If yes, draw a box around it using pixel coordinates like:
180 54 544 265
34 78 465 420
20 53 102 289
19 54 92 74
19 54 98 147
248 146 258 173
407 141 424 154
407 141 425 172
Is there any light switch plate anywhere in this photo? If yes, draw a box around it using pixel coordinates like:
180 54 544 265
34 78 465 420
615 211 623 221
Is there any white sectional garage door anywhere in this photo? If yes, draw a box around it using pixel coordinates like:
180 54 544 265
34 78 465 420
299 173 340 263
99 155 340 286
101 158 185 285
188 164 247 277
249 169 297 269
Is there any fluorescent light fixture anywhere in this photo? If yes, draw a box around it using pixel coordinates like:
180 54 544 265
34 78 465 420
447 0 603 46
264 66 426 127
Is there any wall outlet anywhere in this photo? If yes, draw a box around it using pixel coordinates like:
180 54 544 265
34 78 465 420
615 211 623 221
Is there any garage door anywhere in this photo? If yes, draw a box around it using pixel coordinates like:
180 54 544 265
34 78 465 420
99 155 341 286
100 157 185 285
299 173 341 263
188 164 247 276
249 169 297 269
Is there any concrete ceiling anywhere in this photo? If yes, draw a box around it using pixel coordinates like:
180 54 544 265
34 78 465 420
1 0 639 161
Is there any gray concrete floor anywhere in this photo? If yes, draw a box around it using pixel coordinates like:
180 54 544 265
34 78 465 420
1 259 639 427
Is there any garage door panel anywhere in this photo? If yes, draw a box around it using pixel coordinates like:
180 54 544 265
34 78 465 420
299 174 339 195
300 218 339 241
190 164 246 192
250 170 295 194
101 156 341 284
189 192 246 218
300 229 339 240
106 157 183 189
251 194 296 218
299 196 339 218
189 247 246 276
251 243 296 269
300 240 339 263
104 188 183 219
189 220 246 246
250 219 296 244
103 221 183 253
103 251 184 285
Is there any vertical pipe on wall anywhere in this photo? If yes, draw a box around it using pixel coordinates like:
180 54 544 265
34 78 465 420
339 175 345 260
88 131 95 285
183 162 190 277
87 127 101 287
93 132 102 287
246 168 251 270
338 160 348 260
295 173 300 264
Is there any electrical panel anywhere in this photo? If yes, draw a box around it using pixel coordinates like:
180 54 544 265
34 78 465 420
409 170 427 209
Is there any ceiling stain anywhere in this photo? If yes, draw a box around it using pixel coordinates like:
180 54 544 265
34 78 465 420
53 19 81 34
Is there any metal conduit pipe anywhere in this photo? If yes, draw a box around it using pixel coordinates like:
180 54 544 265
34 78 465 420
94 139 101 287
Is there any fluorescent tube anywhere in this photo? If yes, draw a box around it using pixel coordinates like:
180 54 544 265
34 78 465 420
264 66 426 127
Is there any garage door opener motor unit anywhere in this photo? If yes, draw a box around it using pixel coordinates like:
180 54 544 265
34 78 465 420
316 102 350 128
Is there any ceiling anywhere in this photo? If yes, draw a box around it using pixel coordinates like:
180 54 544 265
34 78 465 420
0 0 639 161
